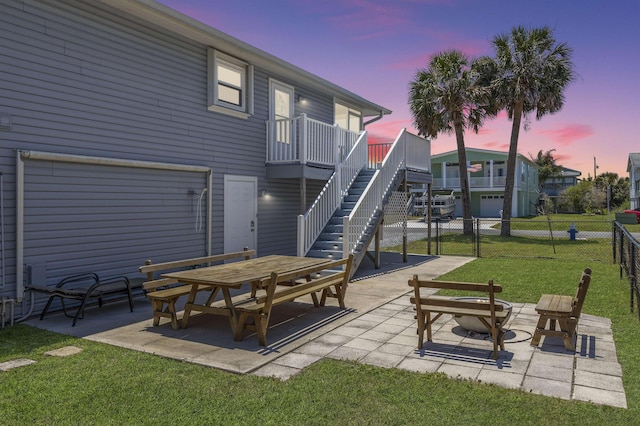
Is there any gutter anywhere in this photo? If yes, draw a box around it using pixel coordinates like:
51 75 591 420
363 111 386 128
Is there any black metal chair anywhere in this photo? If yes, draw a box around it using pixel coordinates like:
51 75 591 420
28 273 134 326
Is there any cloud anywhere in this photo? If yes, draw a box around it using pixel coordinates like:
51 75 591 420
481 141 510 150
367 118 415 140
536 124 594 146
387 36 493 71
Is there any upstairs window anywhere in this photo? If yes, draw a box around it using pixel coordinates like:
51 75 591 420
207 49 253 118
334 102 362 131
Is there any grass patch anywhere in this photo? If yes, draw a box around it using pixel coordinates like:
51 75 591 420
501 214 640 232
388 233 613 261
1 259 638 424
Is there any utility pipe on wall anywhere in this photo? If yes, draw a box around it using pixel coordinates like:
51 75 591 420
16 149 213 301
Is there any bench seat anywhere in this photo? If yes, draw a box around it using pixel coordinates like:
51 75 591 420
232 255 354 346
139 249 255 329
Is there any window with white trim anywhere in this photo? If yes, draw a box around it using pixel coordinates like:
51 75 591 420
207 49 253 118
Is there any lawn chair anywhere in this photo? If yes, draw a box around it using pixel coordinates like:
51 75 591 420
530 267 592 351
27 273 134 326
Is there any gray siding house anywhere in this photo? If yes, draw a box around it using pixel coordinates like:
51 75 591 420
0 0 430 320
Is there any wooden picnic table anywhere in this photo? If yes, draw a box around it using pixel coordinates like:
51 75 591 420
161 255 331 333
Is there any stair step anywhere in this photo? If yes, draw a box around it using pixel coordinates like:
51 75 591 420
306 249 343 260
312 241 343 250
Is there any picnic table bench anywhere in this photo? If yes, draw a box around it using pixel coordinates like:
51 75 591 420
139 248 256 329
162 254 353 346
531 267 592 351
231 254 354 345
409 275 508 359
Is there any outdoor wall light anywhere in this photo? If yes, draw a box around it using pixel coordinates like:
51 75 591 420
260 189 268 198
296 94 306 104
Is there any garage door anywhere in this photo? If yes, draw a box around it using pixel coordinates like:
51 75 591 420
22 158 210 285
480 195 504 218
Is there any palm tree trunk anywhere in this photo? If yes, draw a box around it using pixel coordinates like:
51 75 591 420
454 118 473 235
501 100 524 237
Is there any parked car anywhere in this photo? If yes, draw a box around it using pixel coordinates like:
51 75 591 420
623 208 640 223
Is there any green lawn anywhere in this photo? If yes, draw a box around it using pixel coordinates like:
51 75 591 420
504 214 640 232
1 258 638 424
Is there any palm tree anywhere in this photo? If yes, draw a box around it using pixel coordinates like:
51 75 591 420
409 50 493 235
531 149 562 191
491 27 575 236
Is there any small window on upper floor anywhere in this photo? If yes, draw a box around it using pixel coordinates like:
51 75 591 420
207 49 254 119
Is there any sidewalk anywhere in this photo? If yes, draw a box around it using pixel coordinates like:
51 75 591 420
23 254 626 408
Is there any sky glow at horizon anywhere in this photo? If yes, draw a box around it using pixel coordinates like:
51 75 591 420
158 0 639 179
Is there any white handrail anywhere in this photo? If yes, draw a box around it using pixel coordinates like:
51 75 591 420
297 131 368 256
342 129 409 258
267 114 360 166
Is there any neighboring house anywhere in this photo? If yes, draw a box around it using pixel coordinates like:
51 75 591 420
628 153 640 209
430 148 538 218
0 0 430 315
540 167 581 197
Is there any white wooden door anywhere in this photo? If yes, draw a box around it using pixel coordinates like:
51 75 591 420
224 175 257 254
270 79 294 144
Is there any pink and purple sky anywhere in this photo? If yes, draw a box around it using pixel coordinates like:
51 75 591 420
158 0 639 179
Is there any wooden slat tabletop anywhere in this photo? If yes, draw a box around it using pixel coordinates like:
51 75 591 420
161 255 331 288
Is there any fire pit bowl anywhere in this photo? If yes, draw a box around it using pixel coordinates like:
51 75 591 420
452 297 512 333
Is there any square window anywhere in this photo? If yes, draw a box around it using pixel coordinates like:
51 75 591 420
207 49 253 118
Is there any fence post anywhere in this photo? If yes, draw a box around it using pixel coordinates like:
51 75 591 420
612 222 617 264
475 218 481 258
435 219 440 255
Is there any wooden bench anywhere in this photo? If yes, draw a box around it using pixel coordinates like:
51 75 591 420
408 275 508 360
139 248 255 329
229 254 354 346
531 267 592 351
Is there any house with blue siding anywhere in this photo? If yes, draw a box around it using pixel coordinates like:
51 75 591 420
430 148 538 218
0 0 430 319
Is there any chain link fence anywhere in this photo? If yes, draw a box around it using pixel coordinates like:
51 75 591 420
613 222 640 318
383 217 617 263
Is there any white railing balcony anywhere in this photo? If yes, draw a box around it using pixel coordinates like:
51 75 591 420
266 113 361 167
432 176 507 189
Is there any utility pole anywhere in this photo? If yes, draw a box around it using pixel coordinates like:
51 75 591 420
593 156 599 180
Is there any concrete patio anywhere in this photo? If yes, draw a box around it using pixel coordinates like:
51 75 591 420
22 254 626 409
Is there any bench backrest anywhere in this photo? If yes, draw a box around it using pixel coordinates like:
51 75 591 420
259 255 354 307
409 275 503 313
571 267 592 319
139 248 256 281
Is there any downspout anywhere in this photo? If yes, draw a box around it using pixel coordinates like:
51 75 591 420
16 151 24 302
363 110 385 128
207 169 213 256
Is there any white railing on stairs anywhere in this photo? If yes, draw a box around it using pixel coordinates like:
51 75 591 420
297 131 368 256
343 129 430 258
267 114 360 166
342 130 405 258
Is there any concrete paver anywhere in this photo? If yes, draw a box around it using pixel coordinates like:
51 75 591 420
21 254 627 408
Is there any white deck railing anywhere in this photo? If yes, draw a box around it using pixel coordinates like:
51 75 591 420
297 131 368 256
343 129 412 258
267 114 360 166
432 176 508 189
